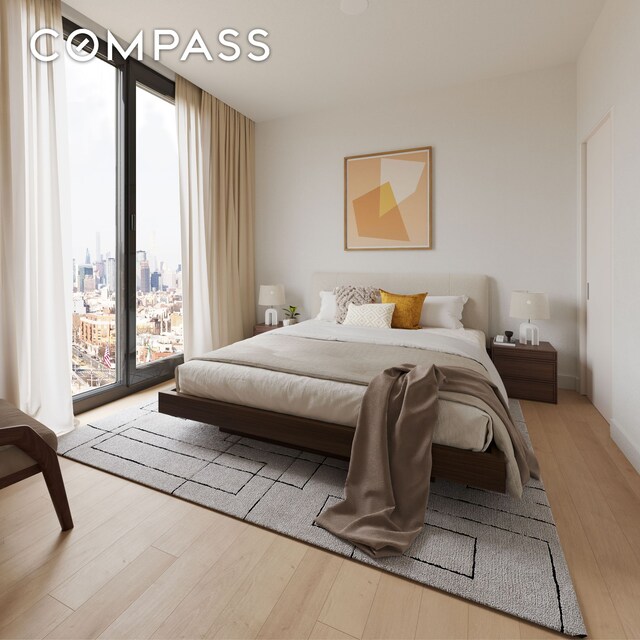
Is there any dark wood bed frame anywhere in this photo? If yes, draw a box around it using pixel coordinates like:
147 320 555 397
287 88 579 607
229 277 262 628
158 389 507 493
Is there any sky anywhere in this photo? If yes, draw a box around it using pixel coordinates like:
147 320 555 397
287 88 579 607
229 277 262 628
65 54 181 272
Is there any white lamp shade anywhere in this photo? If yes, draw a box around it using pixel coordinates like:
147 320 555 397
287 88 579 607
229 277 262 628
509 291 550 320
259 284 285 306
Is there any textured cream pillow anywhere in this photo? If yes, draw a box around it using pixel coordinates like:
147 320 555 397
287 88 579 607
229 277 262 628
334 285 379 323
342 303 395 329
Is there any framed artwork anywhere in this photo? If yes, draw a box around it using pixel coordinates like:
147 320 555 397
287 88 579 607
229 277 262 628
344 146 432 250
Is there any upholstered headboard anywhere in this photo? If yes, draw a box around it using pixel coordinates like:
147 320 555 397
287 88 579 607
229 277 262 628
310 272 490 336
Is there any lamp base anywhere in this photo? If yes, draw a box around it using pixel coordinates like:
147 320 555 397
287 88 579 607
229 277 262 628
264 307 278 326
519 322 540 346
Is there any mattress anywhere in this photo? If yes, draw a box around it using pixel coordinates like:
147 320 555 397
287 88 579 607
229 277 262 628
176 321 504 453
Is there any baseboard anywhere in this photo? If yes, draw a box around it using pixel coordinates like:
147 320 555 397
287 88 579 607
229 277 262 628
558 374 579 391
610 419 640 474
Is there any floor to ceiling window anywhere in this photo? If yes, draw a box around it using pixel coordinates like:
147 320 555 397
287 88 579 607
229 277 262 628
64 20 183 410
65 39 119 396
135 84 182 368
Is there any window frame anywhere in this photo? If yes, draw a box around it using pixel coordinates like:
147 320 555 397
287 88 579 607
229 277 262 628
64 18 183 414
125 60 183 387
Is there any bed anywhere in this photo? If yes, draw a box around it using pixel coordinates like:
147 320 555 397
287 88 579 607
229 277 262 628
159 272 516 494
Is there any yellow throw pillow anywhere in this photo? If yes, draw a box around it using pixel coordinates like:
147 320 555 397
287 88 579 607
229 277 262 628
380 290 428 330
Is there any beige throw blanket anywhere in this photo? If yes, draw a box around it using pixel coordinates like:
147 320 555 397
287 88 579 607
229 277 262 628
194 334 488 385
315 364 540 558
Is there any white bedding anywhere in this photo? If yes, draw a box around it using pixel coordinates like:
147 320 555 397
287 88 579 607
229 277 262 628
176 321 505 453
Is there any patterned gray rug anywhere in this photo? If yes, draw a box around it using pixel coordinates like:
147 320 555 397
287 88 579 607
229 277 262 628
58 400 586 636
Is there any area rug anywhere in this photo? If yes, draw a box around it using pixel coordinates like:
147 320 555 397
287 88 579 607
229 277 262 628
58 400 586 636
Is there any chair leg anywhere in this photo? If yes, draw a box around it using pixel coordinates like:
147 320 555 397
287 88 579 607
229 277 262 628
0 422 74 531
41 457 74 531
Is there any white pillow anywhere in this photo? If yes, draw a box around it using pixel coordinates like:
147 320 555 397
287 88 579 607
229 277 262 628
420 295 469 329
316 291 337 322
343 303 395 329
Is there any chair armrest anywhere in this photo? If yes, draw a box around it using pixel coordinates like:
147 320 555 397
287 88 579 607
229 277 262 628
0 424 57 467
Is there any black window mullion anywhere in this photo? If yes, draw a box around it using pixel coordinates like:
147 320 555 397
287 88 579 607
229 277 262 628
123 60 137 386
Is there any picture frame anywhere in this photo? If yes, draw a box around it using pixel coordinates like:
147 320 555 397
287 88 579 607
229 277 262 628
344 146 432 251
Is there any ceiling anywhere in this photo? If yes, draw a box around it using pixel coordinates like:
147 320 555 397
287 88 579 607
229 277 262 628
64 0 604 122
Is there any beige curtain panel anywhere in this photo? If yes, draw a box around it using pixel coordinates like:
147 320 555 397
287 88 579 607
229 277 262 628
0 0 74 435
176 76 255 360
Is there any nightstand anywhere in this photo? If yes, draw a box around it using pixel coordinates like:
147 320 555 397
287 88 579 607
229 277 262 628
253 322 283 336
491 340 557 404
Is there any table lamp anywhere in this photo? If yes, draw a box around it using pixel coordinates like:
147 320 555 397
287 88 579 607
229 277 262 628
259 284 285 326
509 291 550 346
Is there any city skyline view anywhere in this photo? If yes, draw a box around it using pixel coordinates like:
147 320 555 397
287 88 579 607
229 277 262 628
72 236 182 285
71 239 184 395
66 64 182 274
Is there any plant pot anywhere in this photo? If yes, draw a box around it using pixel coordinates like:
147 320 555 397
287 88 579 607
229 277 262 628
282 318 297 326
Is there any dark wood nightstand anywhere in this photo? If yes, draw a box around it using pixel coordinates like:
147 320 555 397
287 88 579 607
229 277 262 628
253 322 283 336
491 340 557 404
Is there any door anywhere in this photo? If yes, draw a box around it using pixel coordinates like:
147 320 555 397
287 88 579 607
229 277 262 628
585 115 612 421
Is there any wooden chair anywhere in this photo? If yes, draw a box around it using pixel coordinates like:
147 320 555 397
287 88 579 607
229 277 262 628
0 399 73 530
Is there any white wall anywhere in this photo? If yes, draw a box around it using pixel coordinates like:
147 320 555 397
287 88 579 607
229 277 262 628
578 0 640 471
256 64 579 387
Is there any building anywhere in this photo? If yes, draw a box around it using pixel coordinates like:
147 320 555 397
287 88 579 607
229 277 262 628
139 260 151 293
106 257 116 292
76 264 92 293
83 275 95 293
94 260 105 286
162 268 175 290
150 271 162 291
78 313 116 349
136 250 146 290
169 312 182 330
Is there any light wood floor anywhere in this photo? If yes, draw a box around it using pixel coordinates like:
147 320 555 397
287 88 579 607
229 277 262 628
1 387 639 640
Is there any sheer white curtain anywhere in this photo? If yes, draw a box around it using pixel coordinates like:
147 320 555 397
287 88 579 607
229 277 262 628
0 0 74 434
176 76 255 360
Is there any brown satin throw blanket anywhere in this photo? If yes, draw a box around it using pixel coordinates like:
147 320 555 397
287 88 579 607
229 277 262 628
314 364 540 558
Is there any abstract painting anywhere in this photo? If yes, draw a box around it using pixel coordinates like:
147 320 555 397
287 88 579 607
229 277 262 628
344 146 432 250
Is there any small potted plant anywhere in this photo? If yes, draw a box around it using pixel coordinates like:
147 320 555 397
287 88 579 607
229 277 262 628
282 305 300 326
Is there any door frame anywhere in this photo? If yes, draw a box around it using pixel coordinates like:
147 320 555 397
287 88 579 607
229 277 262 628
578 108 614 397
